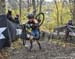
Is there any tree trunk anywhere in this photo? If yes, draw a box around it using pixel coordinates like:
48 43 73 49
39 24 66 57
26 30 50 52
54 0 59 26
32 0 36 15
54 0 60 40
0 0 6 15
19 0 22 24
39 0 44 13
72 0 75 25
27 0 30 12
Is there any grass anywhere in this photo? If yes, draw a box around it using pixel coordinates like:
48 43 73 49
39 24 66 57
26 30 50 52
49 39 75 48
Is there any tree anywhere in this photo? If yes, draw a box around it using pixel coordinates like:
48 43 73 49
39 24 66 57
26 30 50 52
0 0 6 14
68 0 75 25
72 0 75 25
32 0 36 15
32 0 44 15
54 0 60 26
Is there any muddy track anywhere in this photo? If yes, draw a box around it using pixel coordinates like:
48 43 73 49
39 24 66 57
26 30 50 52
8 40 75 59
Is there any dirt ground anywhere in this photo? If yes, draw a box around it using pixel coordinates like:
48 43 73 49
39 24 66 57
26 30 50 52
7 40 75 59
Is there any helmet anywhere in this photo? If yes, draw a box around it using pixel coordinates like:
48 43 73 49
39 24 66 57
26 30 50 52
27 14 34 19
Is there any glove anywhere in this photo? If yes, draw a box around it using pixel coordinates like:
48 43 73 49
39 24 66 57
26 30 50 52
25 24 30 29
30 24 33 27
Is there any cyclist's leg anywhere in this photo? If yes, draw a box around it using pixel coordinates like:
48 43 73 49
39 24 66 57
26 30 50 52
29 31 35 51
35 30 40 39
35 30 41 49
36 40 41 49
29 39 33 51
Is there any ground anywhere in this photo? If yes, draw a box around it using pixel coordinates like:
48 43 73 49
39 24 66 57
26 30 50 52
8 39 75 59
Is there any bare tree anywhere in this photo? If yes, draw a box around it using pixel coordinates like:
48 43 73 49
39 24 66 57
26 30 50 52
32 0 44 15
68 0 75 25
39 0 43 12
72 0 75 25
54 0 59 26
27 0 31 12
60 0 64 25
54 0 60 39
32 0 36 15
0 0 6 14
60 0 68 25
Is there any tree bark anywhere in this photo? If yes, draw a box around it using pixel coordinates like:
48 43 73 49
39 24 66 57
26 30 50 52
54 0 59 26
32 0 36 15
72 0 75 25
0 0 6 15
